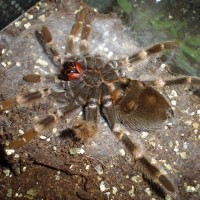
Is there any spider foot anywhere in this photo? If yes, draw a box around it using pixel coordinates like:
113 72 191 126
73 119 97 140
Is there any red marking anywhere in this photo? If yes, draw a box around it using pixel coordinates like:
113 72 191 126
60 61 83 81
67 62 82 80
68 73 81 80
74 62 82 73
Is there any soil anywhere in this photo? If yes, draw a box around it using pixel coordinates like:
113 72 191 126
0 1 200 200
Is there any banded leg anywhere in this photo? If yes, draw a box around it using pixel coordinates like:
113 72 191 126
0 86 66 112
79 12 91 54
101 83 175 192
23 74 57 83
35 26 61 67
0 89 49 111
66 7 86 54
118 41 178 65
145 76 200 88
100 83 116 129
73 87 99 140
86 86 99 123
112 124 175 192
4 102 79 150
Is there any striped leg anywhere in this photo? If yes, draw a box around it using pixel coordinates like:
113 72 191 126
4 102 79 151
118 41 178 65
100 83 116 129
85 86 99 123
5 114 57 150
145 76 200 88
112 124 175 192
100 84 175 192
66 7 86 54
23 74 57 83
0 89 49 111
79 13 91 54
0 85 66 112
35 26 61 67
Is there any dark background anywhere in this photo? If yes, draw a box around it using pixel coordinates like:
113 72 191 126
0 0 40 30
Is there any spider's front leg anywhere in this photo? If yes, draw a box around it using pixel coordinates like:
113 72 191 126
66 7 85 55
102 81 175 192
23 73 57 83
35 26 61 67
66 6 91 55
79 10 91 54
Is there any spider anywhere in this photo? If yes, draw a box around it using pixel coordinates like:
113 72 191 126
1 5 200 194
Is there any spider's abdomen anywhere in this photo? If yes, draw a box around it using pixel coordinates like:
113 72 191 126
108 78 174 130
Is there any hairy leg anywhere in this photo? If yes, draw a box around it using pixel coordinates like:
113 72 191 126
0 88 49 111
79 12 91 54
4 102 79 151
145 76 200 88
117 41 178 66
35 26 61 67
23 73 57 83
66 7 86 55
73 86 99 140
100 82 175 192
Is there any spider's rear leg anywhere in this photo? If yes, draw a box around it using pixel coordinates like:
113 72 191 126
66 7 86 54
73 87 99 140
0 84 66 111
145 76 200 88
35 26 61 66
5 102 79 150
0 88 49 111
101 83 175 192
5 114 57 150
112 124 175 193
118 41 178 65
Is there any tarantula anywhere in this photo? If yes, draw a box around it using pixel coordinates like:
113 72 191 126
1 5 200 193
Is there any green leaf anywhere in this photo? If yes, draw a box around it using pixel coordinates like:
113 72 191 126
179 42 200 62
185 36 200 45
175 54 197 75
117 0 132 14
